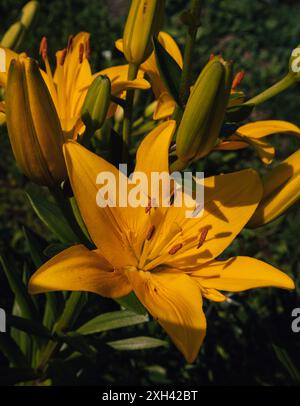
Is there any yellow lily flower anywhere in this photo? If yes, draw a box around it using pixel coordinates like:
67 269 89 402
29 121 294 362
0 32 150 136
248 149 300 227
116 31 183 120
216 120 300 164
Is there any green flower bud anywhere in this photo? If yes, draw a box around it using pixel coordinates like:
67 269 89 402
81 76 111 131
175 57 232 165
20 1 40 29
123 0 165 66
289 45 300 81
0 22 24 49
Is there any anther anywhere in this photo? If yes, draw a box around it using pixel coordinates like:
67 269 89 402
79 43 84 63
197 226 209 249
60 48 67 65
39 37 48 60
232 70 245 89
169 243 183 255
146 225 155 241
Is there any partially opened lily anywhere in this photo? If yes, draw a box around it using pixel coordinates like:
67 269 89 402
29 121 294 362
0 32 150 136
116 32 183 120
216 120 300 164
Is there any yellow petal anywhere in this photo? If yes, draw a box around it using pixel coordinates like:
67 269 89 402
63 141 137 268
214 139 249 151
153 91 176 120
135 120 176 179
150 169 262 271
248 149 300 227
126 268 206 363
29 245 132 298
191 256 295 292
237 120 300 139
244 137 275 165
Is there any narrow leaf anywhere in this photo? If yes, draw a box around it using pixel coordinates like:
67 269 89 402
0 335 28 367
116 292 147 315
107 336 168 351
7 315 52 339
153 36 182 107
226 103 254 122
26 188 79 244
77 310 149 335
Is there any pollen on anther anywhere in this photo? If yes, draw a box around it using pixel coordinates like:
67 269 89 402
169 243 183 255
197 226 209 249
146 225 155 241
39 37 48 60
79 43 84 63
60 48 67 65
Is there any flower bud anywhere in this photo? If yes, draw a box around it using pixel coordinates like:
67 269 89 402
247 149 300 228
0 22 24 50
6 57 67 186
123 0 165 65
176 57 232 164
20 1 40 29
81 75 111 131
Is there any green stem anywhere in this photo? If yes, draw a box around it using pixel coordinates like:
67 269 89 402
170 157 189 172
245 73 295 106
37 292 85 373
178 0 202 105
122 63 139 162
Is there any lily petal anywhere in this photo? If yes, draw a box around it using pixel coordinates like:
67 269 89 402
190 256 294 292
126 268 206 363
29 245 132 298
63 141 137 267
237 120 300 139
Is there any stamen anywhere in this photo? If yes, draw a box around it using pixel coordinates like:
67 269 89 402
145 197 156 214
232 70 245 89
39 37 48 60
146 225 155 241
79 43 84 63
67 35 74 52
169 243 183 255
60 48 67 65
197 226 209 249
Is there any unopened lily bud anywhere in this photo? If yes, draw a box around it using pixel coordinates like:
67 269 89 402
20 1 40 29
0 22 24 49
6 57 67 186
248 149 300 228
176 57 232 165
123 0 165 65
81 75 111 131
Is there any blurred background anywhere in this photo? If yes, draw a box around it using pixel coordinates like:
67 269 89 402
0 0 300 385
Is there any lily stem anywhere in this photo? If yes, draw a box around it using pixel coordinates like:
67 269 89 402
122 63 139 162
244 73 295 106
178 0 202 105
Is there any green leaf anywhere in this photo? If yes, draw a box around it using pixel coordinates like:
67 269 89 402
116 292 147 315
26 188 79 244
226 103 254 122
273 344 300 383
0 254 37 320
7 315 52 339
59 332 97 362
107 336 168 351
0 335 28 367
23 225 48 268
153 36 182 107
77 310 149 335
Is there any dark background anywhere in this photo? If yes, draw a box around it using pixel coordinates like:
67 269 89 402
0 0 300 385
